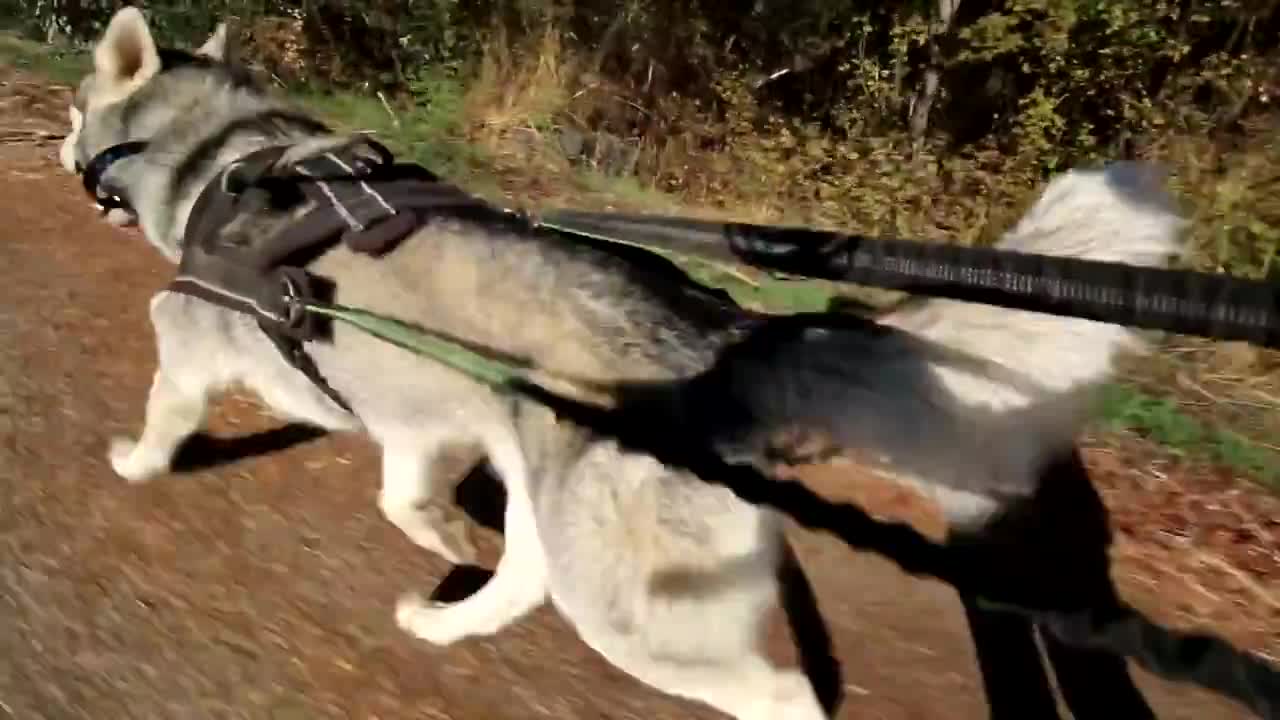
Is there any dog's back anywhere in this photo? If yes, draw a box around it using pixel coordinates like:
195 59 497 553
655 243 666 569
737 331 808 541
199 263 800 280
73 10 1189 720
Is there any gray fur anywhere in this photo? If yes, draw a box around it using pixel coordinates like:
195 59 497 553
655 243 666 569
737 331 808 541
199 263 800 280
61 8 1188 719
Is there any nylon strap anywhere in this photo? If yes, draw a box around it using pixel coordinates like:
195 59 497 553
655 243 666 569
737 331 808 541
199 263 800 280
536 210 1280 348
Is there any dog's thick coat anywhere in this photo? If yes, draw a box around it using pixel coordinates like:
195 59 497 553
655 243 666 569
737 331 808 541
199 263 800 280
62 8 1187 719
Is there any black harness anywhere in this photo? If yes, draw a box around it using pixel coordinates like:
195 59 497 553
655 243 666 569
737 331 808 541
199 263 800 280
79 137 1279 417
75 139 1279 719
84 137 511 414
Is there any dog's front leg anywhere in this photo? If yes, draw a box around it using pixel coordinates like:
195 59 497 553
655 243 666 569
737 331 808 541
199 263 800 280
108 294 215 483
109 366 208 482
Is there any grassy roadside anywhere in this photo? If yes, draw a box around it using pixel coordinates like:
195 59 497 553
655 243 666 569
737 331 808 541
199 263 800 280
3 31 1276 488
0 33 88 85
1097 384 1278 488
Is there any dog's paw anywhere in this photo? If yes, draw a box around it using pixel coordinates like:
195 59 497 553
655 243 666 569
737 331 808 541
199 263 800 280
108 436 168 483
395 593 466 647
103 207 135 227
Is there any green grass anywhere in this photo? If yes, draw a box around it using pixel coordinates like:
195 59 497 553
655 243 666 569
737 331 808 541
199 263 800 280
671 257 837 314
5 31 1277 490
577 170 675 209
0 33 479 180
0 33 90 85
1095 383 1280 487
294 72 480 183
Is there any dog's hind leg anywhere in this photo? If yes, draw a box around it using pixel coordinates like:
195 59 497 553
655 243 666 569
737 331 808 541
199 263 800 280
607 573 825 720
395 430 549 645
378 428 478 564
592 642 826 720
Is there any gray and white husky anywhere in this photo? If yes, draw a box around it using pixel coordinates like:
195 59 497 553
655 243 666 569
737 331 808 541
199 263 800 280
60 7 1186 719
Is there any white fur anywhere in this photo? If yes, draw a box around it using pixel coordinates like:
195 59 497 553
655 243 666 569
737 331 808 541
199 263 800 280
113 287 827 719
879 164 1186 527
394 422 825 719
102 164 1182 720
883 163 1185 412
76 11 1190 718
59 106 82 173
92 7 162 106
105 169 1182 717
196 22 231 61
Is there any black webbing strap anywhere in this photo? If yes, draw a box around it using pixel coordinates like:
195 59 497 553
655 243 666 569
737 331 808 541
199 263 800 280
537 210 1280 348
732 226 1280 347
169 264 353 414
168 138 497 414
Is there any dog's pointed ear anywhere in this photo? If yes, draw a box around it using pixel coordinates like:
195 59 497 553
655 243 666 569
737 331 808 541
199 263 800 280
93 7 161 93
196 21 238 63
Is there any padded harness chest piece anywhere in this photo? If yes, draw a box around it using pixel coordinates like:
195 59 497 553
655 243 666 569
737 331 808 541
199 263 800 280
167 137 505 413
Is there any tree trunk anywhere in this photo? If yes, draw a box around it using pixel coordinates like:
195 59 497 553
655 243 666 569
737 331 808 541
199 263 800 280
909 0 961 142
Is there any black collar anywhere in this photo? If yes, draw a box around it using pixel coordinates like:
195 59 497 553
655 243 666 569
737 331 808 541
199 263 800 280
81 140 150 214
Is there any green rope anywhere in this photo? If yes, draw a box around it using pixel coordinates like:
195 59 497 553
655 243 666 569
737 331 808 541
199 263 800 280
300 298 1280 717
301 302 524 391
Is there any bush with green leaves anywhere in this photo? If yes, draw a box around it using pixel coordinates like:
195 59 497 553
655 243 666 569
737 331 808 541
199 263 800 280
13 0 1278 277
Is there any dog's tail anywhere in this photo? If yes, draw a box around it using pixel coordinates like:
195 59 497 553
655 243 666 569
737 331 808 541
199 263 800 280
687 163 1188 524
878 161 1188 409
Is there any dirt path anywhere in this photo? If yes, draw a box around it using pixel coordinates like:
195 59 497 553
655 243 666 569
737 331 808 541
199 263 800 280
0 69 1274 719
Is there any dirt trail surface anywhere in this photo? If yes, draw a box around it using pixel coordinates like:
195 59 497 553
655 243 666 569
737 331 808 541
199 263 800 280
1 68 1276 719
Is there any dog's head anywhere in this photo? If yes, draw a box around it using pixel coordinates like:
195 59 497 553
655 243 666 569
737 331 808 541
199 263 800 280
59 7 243 226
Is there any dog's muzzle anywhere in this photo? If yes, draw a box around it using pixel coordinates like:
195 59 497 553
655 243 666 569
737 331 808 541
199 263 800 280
81 141 150 216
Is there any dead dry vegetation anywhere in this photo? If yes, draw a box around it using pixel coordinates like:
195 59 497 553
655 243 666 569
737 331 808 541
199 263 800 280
4 2 1278 474
1 0 1278 673
357 7 1280 475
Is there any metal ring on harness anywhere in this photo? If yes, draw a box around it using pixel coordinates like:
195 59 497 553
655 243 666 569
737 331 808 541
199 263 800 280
350 139 394 175
220 160 249 195
279 270 309 334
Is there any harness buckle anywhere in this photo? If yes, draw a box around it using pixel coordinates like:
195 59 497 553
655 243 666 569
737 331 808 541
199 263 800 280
279 269 309 333
349 139 394 176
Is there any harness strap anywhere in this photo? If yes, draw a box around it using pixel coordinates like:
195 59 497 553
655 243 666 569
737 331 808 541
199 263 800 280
289 170 494 258
294 152 398 232
259 320 354 414
169 263 352 412
167 137 500 414
537 209 1280 349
